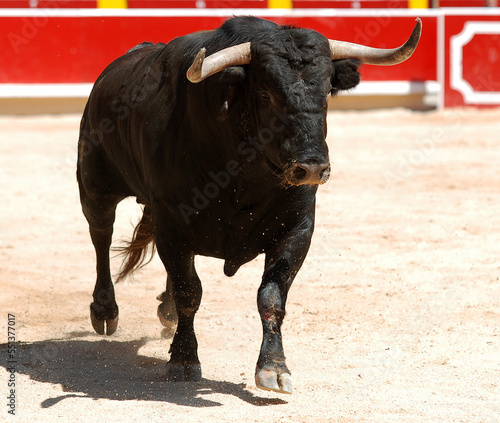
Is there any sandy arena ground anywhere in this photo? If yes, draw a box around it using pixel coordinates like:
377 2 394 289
1 108 499 422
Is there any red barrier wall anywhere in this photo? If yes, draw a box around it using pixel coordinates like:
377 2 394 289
0 10 436 84
0 0 489 7
1 9 499 107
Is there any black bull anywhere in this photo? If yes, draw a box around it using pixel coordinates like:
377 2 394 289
77 16 421 394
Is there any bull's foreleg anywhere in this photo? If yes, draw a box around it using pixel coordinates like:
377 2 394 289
78 174 121 336
256 226 313 394
89 225 119 336
154 229 202 382
77 131 125 336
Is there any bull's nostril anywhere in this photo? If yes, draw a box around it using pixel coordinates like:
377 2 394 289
286 161 330 185
319 165 330 180
292 165 307 181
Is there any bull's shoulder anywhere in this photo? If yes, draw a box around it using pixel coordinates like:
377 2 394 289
126 41 164 54
97 42 167 75
90 41 170 98
218 16 279 40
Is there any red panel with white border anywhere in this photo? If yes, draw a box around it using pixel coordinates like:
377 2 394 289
443 12 500 107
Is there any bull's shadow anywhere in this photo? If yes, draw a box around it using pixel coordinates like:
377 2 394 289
0 334 286 408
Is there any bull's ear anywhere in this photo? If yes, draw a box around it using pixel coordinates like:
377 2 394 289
218 66 246 120
330 59 361 96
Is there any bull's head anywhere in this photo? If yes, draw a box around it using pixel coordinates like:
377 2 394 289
187 18 421 186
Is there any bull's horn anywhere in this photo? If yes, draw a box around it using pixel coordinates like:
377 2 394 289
187 42 251 83
329 18 422 65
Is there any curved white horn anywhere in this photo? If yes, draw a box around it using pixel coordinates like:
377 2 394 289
329 18 422 65
187 42 251 83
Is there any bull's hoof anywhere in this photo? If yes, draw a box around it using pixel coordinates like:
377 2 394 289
90 313 119 336
255 368 293 394
157 301 177 329
166 362 202 382
90 303 119 336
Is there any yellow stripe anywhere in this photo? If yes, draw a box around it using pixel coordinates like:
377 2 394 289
409 0 428 8
97 0 128 8
268 0 292 8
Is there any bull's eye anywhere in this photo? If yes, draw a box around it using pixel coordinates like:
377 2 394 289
259 91 272 106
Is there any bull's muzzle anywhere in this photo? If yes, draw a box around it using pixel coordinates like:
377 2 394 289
285 160 331 186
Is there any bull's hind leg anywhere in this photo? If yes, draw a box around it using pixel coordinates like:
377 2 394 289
154 223 202 381
165 257 202 382
157 276 178 331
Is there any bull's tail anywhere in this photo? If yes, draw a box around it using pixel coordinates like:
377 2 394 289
115 205 156 283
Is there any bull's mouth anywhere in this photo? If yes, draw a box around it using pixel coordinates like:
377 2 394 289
283 161 331 186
